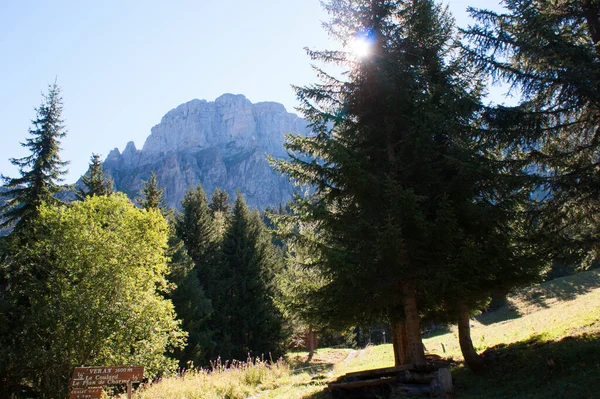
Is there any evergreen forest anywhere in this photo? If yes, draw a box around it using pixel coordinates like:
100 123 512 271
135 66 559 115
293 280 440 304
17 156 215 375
1 0 600 397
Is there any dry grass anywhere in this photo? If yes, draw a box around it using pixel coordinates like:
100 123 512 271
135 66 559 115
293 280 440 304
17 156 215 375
130 357 290 399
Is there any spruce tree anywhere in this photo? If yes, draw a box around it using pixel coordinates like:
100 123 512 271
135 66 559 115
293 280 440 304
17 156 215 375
176 184 224 361
75 153 113 200
274 222 327 360
273 0 545 370
209 187 230 214
462 0 600 263
0 82 69 233
219 193 284 360
209 188 230 240
168 236 213 367
137 172 168 214
177 185 218 270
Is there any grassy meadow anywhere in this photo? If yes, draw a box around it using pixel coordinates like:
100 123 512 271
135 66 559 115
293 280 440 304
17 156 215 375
127 270 600 399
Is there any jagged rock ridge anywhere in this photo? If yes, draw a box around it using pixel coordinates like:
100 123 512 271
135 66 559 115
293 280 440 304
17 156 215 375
103 94 310 210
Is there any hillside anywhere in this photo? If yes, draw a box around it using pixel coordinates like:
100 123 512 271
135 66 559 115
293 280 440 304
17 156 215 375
131 269 600 399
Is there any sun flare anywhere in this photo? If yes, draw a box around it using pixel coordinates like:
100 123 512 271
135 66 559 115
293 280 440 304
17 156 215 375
350 36 372 58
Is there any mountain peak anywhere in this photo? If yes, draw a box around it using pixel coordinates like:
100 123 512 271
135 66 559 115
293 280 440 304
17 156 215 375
215 93 250 103
123 141 137 155
102 95 310 210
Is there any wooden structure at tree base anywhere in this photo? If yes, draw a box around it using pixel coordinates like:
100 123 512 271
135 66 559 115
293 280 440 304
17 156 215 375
328 364 452 398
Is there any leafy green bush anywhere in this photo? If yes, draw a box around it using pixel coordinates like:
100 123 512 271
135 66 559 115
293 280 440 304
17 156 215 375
0 194 185 397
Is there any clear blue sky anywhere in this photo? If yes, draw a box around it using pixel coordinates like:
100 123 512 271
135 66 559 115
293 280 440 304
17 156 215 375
0 0 506 183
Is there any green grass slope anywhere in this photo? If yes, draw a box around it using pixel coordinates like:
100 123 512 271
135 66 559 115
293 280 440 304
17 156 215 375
131 270 600 399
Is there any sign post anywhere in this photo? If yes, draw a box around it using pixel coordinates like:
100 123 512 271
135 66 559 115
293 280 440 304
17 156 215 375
70 366 144 399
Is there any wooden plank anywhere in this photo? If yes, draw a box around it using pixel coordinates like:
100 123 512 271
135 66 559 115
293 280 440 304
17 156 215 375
69 388 103 399
342 364 416 380
329 377 395 390
71 366 144 388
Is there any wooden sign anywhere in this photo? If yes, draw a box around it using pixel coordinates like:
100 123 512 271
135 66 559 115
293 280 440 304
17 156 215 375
71 366 144 388
69 387 103 399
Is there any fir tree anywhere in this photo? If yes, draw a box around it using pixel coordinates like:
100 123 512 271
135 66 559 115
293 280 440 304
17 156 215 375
273 0 545 370
0 82 69 233
209 188 230 240
177 185 217 269
176 184 223 361
75 153 113 200
137 172 168 214
219 193 284 360
462 0 600 264
168 235 213 367
209 187 230 214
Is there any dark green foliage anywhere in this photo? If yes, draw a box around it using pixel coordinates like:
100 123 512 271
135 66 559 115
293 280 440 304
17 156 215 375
177 185 217 267
209 187 230 214
218 193 284 360
75 153 113 200
176 185 223 363
0 82 69 233
175 186 285 362
137 179 213 368
168 235 213 367
210 188 230 240
274 222 329 348
274 0 477 325
272 0 547 359
137 172 168 214
462 0 600 265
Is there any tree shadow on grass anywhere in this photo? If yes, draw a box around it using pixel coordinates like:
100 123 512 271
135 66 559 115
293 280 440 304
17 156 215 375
517 270 600 308
291 362 336 376
301 388 332 399
423 323 453 339
478 270 600 326
453 329 600 399
476 301 522 326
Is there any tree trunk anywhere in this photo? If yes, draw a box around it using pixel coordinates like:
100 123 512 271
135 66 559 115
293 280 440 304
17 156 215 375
399 319 409 363
457 302 486 373
307 326 315 361
391 320 409 366
401 280 425 366
583 0 600 58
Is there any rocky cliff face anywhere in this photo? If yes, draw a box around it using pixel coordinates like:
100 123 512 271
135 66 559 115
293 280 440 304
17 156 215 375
103 94 309 210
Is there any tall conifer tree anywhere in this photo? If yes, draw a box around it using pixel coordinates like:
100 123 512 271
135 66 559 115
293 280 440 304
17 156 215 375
137 172 167 214
0 82 69 233
462 0 600 263
273 0 545 370
209 188 230 214
75 153 112 200
219 193 284 360
139 178 212 367
176 184 224 361
209 188 230 240
177 185 218 274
